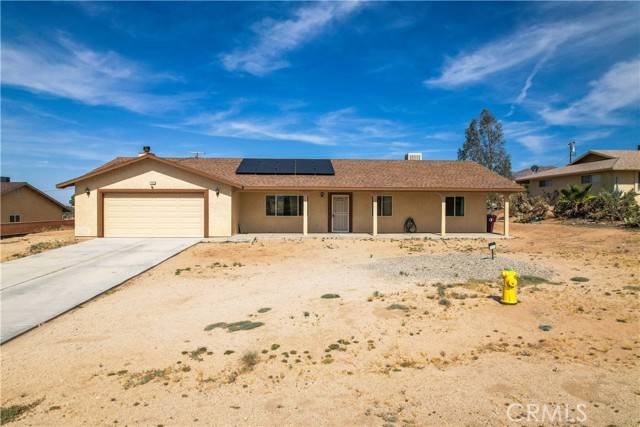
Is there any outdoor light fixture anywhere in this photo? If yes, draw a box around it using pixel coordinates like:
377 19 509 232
488 242 497 260
215 186 220 197
320 192 325 197
149 181 156 188
84 187 90 196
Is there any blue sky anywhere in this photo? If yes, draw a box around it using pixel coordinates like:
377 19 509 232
2 1 639 203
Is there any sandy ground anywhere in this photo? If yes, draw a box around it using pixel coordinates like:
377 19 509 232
0 228 84 262
1 222 639 426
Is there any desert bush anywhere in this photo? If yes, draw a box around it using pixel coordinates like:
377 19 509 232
586 190 639 223
511 193 550 223
552 185 639 228
553 184 596 218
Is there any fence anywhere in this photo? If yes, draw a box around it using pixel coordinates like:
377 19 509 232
0 220 74 237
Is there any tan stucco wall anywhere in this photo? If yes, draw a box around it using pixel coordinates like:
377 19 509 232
1 187 64 223
526 171 640 201
237 191 489 234
73 158 233 237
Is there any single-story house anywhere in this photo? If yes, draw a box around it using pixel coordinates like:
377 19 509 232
515 149 640 201
1 177 68 224
56 148 523 238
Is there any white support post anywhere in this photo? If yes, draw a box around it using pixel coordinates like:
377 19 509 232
372 194 378 236
503 193 510 238
440 195 446 237
303 193 308 236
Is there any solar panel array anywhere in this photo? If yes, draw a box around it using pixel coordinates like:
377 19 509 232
236 159 335 175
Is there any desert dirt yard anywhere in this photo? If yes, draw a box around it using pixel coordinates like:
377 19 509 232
1 222 639 426
0 228 83 262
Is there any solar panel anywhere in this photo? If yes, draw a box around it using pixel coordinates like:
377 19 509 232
236 159 334 175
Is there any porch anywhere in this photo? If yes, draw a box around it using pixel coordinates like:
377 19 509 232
233 190 511 237
205 231 506 243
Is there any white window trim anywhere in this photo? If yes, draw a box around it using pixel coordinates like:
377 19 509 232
377 195 393 217
266 195 303 217
9 214 22 223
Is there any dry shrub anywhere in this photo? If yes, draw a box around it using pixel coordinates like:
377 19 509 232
511 193 550 223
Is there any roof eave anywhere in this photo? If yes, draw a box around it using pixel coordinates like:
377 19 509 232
56 154 242 189
515 166 615 182
241 185 524 192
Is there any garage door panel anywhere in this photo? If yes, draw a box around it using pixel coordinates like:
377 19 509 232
104 193 204 237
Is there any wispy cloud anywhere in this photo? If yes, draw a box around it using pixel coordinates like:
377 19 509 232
425 8 637 97
160 103 408 147
220 2 363 76
424 23 576 88
1 35 192 114
539 58 640 125
503 121 556 155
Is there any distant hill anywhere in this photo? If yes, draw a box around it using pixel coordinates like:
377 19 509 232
513 166 557 179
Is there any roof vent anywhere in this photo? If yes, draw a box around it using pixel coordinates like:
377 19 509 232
139 146 152 156
0 177 9 183
404 153 422 160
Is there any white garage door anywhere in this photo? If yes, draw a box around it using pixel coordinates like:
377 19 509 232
103 193 205 237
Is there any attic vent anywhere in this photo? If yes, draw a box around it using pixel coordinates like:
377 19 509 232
404 153 422 160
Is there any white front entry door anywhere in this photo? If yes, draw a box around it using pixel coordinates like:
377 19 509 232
331 195 350 232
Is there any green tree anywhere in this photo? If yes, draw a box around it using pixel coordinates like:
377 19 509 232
554 184 595 218
458 119 482 163
458 109 512 178
69 194 75 206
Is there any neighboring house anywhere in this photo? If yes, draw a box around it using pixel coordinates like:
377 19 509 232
512 166 556 180
1 177 68 224
56 148 522 238
515 149 640 201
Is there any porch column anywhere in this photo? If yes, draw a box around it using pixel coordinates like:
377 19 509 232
372 194 378 236
303 193 308 236
440 195 446 237
503 193 510 237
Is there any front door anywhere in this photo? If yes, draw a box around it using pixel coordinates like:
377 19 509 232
331 195 350 232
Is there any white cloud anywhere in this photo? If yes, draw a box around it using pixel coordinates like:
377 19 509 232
1 35 190 114
220 2 363 76
160 103 408 147
539 58 640 125
425 8 637 94
424 23 577 88
503 121 555 154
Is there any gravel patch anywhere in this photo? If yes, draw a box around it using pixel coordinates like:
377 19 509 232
369 253 555 284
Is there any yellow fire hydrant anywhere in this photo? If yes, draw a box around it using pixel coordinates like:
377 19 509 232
501 269 518 305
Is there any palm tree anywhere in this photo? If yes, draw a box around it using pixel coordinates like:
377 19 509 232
556 184 595 217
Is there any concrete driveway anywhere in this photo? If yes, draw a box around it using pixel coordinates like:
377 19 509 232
1 237 200 343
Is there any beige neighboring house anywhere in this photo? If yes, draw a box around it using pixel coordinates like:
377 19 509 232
1 178 68 223
56 148 523 238
515 149 640 201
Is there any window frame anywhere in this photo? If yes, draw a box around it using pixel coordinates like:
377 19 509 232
539 179 552 188
9 214 21 223
445 196 465 217
265 195 303 217
376 195 393 217
580 175 592 185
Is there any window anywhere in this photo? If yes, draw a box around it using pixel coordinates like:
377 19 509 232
9 214 21 223
581 175 592 184
637 172 640 192
376 196 392 216
445 197 464 217
539 179 552 188
266 195 303 216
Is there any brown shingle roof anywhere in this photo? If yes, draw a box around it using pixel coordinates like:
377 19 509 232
1 181 27 195
516 150 640 182
57 154 523 192
1 181 68 210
